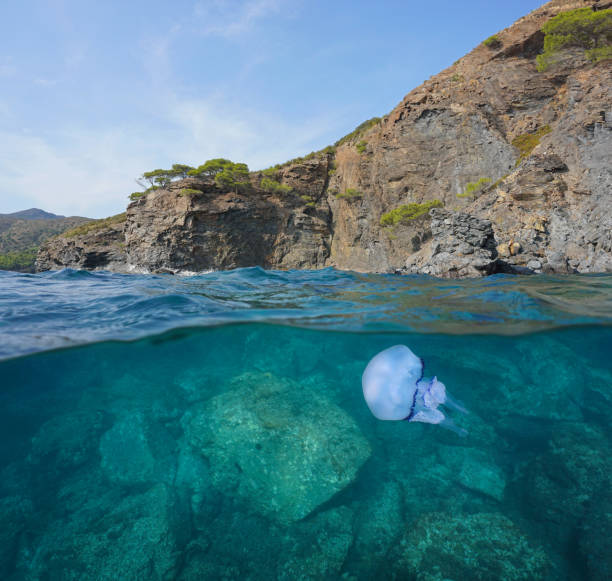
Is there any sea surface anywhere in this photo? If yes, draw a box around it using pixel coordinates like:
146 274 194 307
0 268 611 580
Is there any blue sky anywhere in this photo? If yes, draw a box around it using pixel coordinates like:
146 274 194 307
1 0 544 218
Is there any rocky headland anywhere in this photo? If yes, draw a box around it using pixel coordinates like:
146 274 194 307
37 0 612 277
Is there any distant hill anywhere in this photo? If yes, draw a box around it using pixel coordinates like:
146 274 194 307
0 208 65 220
0 210 92 272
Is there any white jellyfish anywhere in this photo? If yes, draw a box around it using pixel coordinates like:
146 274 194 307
362 345 468 435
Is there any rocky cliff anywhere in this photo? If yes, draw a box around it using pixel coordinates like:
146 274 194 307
37 0 612 277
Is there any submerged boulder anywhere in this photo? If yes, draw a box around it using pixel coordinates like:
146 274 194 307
277 506 354 579
523 423 610 536
184 372 371 523
18 483 186 581
580 490 612 581
390 512 549 581
99 412 176 486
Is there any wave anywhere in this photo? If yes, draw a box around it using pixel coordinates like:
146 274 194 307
1 267 611 360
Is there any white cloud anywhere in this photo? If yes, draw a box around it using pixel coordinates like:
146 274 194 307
0 129 151 217
0 92 339 218
193 0 289 38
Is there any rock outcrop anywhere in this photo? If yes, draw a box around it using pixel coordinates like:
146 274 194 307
37 0 612 277
35 214 127 272
403 209 499 277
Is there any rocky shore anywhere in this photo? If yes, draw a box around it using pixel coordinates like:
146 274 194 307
37 0 612 277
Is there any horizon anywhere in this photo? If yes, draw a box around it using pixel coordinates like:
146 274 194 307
1 0 544 219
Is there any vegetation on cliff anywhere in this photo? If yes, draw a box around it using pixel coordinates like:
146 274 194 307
260 177 292 194
335 117 381 147
63 213 126 238
483 34 501 48
178 188 203 197
0 248 39 272
456 177 492 199
536 7 612 71
511 125 551 164
211 161 250 193
380 200 443 227
335 189 363 200
130 159 251 200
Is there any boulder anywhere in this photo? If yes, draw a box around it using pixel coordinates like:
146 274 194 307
390 512 549 580
404 209 499 277
184 372 371 523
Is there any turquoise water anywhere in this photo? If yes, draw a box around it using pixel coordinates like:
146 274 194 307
1 269 611 580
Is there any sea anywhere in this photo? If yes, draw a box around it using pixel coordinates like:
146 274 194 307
0 267 611 580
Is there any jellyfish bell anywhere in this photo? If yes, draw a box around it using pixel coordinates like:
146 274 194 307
361 345 468 436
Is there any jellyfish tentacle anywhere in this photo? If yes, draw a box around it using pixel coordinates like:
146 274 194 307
443 392 469 414
439 416 468 437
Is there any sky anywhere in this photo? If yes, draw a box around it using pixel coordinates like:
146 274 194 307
1 0 544 218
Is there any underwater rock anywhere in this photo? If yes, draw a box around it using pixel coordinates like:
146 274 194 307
522 422 611 534
174 445 220 532
441 336 585 429
244 327 328 378
0 496 33 580
28 411 111 472
390 512 549 581
580 490 612 581
437 445 506 501
184 372 371 523
18 483 187 581
99 412 176 486
277 506 354 580
348 480 404 577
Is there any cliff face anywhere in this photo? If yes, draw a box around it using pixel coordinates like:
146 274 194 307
37 0 612 276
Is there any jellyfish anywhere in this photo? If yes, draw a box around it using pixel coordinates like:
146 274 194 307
362 345 468 435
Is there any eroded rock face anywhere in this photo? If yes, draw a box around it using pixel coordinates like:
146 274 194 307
123 171 332 273
183 372 371 523
36 1 612 277
403 209 499 277
35 219 127 272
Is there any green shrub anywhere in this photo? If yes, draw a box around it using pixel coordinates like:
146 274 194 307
356 140 368 154
450 73 465 83
64 213 127 238
129 185 160 200
261 167 280 178
261 177 292 194
335 117 381 147
511 125 551 164
380 200 443 227
483 34 501 48
536 7 612 71
300 195 316 207
178 188 203 196
491 174 510 189
335 188 363 199
215 162 250 193
586 45 612 62
0 247 38 272
456 177 492 199
188 158 233 178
